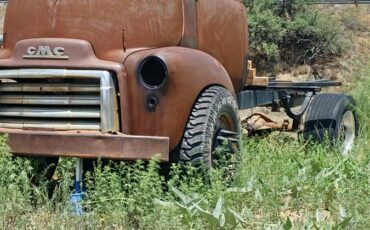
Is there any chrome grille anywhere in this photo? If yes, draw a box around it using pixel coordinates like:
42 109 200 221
0 69 119 133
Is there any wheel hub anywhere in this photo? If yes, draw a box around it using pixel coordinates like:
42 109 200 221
339 111 356 156
213 112 239 153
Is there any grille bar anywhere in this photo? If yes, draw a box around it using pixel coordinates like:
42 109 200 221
0 107 101 118
0 119 100 130
0 95 100 105
0 83 100 93
0 69 107 79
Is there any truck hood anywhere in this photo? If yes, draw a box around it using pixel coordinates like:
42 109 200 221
1 0 183 63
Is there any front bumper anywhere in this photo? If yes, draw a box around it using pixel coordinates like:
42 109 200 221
0 129 169 161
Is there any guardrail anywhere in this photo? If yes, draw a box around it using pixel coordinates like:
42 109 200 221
0 0 369 5
276 0 370 4
315 0 370 4
0 0 369 4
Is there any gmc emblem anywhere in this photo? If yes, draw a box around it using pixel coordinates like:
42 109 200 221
23 46 69 60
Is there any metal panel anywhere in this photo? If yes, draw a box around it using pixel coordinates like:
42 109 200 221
268 80 341 88
1 129 170 161
237 90 279 110
181 0 198 48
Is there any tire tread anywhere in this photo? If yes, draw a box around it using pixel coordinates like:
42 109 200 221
175 86 240 167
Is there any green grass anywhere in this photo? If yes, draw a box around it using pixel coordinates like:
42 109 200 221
0 66 368 229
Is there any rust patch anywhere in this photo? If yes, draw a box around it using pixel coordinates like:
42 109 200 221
0 128 170 161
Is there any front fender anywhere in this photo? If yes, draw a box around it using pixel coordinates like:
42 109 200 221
123 47 235 151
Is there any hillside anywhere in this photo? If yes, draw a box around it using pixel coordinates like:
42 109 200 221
276 5 369 87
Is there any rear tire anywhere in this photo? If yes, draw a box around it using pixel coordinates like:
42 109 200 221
172 86 241 171
303 93 359 155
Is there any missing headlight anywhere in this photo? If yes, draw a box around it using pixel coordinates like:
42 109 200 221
138 56 168 89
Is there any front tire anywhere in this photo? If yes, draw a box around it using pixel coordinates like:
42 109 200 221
173 86 241 171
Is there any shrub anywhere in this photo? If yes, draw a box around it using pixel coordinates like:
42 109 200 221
244 0 350 71
281 9 350 65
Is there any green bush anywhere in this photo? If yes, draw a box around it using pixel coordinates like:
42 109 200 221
247 1 285 59
244 0 350 71
281 10 350 65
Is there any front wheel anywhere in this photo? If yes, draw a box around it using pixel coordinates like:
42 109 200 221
172 86 241 172
303 93 359 155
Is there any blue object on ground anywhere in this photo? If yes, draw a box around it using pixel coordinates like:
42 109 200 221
71 191 84 215
71 158 85 215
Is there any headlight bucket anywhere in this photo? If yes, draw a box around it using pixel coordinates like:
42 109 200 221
138 56 168 89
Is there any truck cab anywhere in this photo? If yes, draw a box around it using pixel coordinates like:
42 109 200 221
0 0 247 161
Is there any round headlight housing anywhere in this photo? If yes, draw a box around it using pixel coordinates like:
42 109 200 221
138 56 168 89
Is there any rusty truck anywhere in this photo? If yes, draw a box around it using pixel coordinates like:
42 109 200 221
0 0 358 175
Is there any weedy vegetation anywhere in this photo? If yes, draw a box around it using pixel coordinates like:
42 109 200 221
0 66 368 229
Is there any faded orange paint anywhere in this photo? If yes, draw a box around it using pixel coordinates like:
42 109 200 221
197 0 249 92
0 0 250 158
1 0 249 91
2 0 184 62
